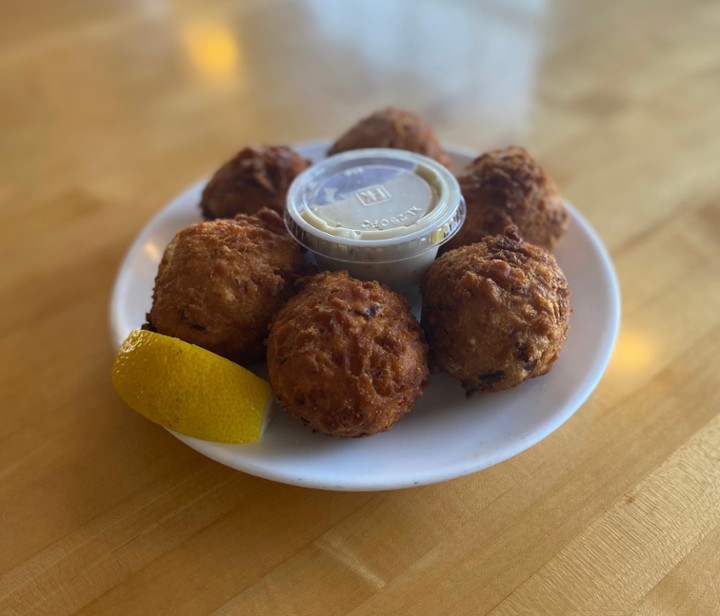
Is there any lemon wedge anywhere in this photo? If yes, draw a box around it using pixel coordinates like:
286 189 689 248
112 330 272 443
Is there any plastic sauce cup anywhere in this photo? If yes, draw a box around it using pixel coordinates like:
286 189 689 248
284 148 465 290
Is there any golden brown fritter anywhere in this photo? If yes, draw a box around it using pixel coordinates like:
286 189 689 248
200 145 311 219
422 227 570 395
441 146 568 253
266 271 429 437
146 209 313 365
327 107 451 168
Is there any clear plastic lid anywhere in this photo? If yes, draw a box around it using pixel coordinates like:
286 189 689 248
284 148 465 264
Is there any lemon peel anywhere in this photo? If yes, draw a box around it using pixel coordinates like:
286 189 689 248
112 330 272 443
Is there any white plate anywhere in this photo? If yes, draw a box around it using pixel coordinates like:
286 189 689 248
110 142 620 491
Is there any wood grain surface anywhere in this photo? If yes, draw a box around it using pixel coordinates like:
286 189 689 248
2 0 720 614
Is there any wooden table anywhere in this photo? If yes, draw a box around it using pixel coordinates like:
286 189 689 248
3 0 720 613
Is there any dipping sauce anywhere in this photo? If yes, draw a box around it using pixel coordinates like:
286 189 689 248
284 148 465 290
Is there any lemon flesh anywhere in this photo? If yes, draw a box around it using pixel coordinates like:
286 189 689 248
112 330 273 443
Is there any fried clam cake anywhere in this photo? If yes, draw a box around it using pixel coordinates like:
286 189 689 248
327 106 452 168
441 146 569 254
146 208 313 365
422 227 571 395
199 145 311 219
266 271 429 437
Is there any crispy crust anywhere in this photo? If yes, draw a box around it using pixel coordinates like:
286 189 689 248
441 146 568 253
422 228 571 394
266 271 429 437
327 107 451 168
200 145 311 219
146 209 313 364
